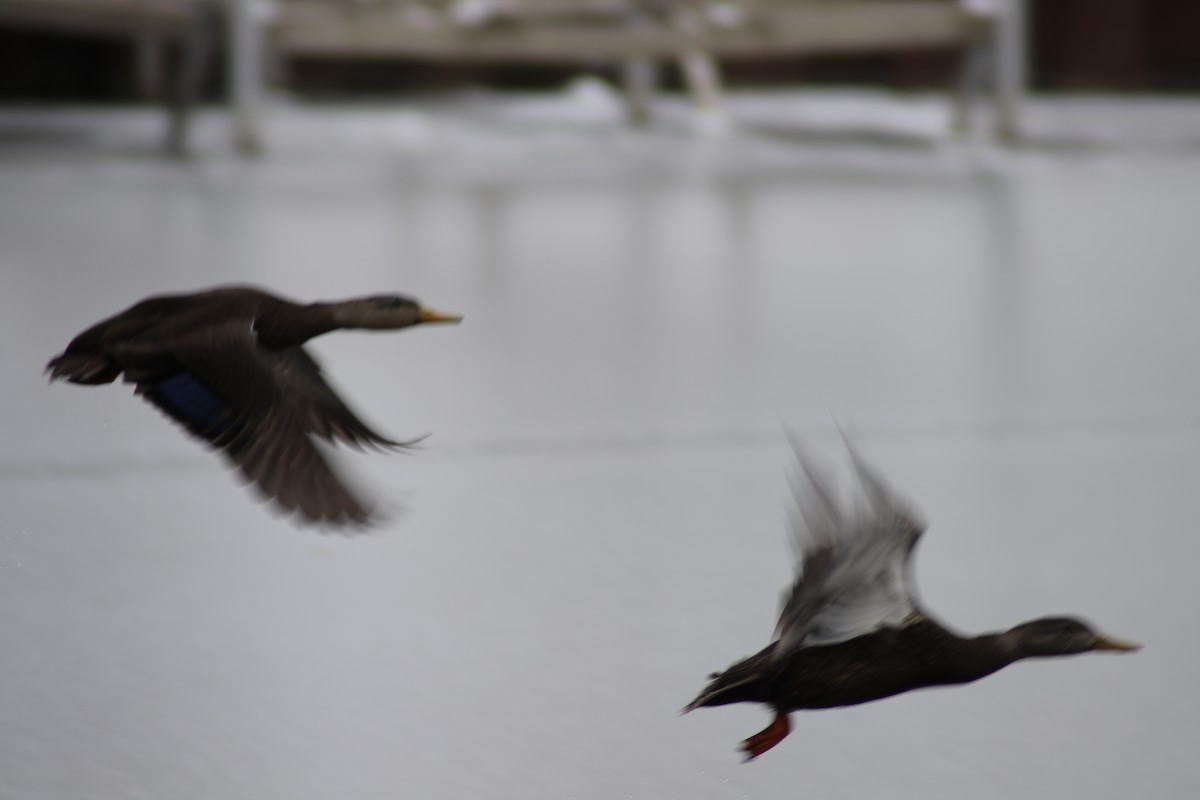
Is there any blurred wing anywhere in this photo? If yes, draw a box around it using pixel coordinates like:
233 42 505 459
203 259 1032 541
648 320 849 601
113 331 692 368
773 432 927 657
274 346 421 451
131 321 373 527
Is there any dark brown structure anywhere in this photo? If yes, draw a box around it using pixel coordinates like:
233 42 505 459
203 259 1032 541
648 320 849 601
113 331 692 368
1033 0 1200 89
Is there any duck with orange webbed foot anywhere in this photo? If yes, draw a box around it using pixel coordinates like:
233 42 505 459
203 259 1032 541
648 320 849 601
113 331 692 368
685 432 1140 761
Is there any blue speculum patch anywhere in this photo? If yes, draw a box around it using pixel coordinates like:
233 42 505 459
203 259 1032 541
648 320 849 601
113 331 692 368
155 372 233 436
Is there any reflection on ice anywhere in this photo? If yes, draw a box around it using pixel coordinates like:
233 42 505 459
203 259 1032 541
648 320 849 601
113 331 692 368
1 94 1198 799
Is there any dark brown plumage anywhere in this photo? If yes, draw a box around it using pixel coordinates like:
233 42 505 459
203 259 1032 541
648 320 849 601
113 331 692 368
47 285 461 528
685 433 1140 761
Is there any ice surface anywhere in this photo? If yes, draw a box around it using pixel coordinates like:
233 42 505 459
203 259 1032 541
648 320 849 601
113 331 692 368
1 91 1198 799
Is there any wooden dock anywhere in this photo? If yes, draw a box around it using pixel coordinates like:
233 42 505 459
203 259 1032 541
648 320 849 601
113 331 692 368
0 0 1029 151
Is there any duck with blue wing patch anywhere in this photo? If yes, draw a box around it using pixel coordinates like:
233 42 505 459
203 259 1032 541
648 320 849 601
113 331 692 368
47 285 461 529
684 431 1140 761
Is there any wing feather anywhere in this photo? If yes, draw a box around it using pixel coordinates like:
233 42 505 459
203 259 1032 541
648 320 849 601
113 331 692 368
273 346 422 451
773 432 927 658
132 321 374 527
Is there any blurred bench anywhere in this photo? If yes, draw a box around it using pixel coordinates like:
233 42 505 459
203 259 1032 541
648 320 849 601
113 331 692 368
0 0 1029 151
274 1 1024 138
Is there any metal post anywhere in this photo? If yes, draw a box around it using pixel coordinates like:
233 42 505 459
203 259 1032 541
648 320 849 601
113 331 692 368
135 33 166 101
229 0 265 154
952 38 990 136
621 56 658 126
679 50 723 112
670 7 724 115
166 2 217 157
620 6 658 126
994 0 1027 143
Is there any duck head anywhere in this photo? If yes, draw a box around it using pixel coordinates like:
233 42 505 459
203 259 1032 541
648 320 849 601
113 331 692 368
1006 616 1140 658
333 295 462 330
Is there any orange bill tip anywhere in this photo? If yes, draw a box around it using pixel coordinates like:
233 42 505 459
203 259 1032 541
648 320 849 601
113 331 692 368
418 308 463 324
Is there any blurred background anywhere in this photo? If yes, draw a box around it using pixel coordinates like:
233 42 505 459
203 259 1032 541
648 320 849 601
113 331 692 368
1 2 1198 799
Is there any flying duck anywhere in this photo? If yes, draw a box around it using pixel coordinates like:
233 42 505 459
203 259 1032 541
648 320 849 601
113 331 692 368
47 285 461 527
685 432 1139 760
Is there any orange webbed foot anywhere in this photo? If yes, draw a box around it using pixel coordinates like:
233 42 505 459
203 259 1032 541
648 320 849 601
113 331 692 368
740 711 791 761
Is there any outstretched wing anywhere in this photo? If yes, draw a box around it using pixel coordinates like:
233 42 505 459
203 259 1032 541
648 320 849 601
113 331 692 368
772 432 927 657
126 321 375 527
273 346 422 451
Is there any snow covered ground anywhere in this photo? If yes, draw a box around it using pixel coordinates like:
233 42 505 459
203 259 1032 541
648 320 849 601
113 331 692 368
1 88 1198 799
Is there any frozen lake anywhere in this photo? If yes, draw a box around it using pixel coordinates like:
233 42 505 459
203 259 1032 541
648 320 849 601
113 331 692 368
1 91 1198 799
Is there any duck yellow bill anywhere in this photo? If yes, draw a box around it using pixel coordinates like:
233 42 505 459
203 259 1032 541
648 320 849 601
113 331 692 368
419 308 463 324
1094 635 1141 652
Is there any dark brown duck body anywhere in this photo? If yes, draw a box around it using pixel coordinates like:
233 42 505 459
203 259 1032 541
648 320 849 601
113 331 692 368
47 285 461 527
689 618 1014 713
50 287 333 380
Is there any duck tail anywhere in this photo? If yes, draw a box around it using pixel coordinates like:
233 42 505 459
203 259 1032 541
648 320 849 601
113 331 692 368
683 670 759 714
45 351 120 385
